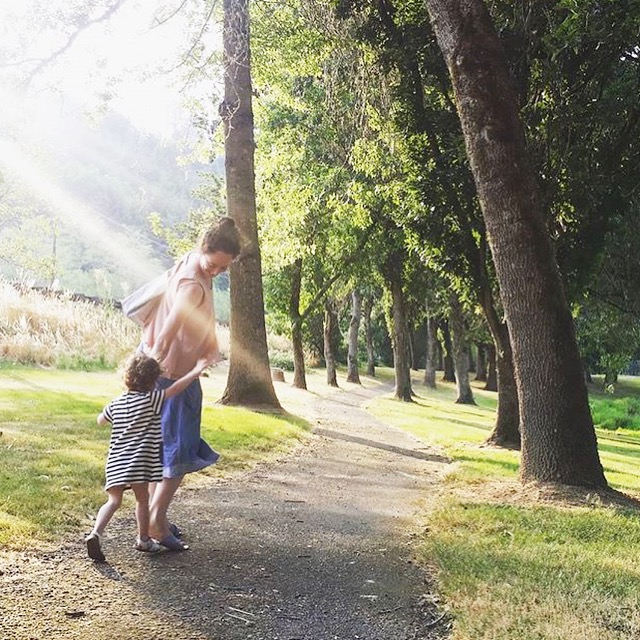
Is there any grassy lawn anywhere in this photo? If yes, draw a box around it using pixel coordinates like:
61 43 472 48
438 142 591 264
367 370 640 640
0 362 308 549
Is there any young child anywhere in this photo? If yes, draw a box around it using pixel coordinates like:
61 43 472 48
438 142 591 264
85 352 210 563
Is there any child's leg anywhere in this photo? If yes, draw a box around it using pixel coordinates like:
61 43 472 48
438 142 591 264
91 487 125 536
86 486 124 562
130 483 151 540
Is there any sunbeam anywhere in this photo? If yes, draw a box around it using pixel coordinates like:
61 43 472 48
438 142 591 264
0 136 161 285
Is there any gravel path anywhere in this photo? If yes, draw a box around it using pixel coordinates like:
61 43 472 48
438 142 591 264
1 377 451 640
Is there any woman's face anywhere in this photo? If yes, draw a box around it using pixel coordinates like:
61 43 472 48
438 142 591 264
199 250 235 278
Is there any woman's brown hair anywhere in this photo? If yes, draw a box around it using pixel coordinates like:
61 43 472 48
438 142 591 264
200 216 242 257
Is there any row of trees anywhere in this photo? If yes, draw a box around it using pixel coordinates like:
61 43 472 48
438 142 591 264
220 0 640 491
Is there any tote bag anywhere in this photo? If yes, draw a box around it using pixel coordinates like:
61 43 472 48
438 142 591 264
121 271 169 328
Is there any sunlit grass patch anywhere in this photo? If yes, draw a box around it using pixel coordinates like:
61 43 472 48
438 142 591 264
424 501 640 640
367 373 640 640
0 365 308 549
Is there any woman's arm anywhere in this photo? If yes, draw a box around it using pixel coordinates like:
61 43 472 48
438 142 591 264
149 282 204 364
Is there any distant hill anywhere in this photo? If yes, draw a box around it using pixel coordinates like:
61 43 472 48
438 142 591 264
0 108 223 298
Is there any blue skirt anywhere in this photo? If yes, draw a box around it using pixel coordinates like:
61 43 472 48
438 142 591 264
156 377 220 478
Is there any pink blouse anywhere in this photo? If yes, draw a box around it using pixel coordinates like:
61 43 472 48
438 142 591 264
143 251 215 379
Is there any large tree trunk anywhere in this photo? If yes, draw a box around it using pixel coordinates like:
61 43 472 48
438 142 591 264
362 295 376 377
324 299 339 387
289 258 307 390
449 292 475 404
439 319 456 382
423 314 438 389
220 0 280 409
346 290 362 384
426 0 607 487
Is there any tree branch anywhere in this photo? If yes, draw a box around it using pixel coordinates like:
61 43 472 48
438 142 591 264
20 0 129 87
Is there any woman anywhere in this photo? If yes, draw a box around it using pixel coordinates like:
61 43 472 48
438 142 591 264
143 216 241 550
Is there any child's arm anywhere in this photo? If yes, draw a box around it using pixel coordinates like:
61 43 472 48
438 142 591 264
164 358 210 399
97 411 110 426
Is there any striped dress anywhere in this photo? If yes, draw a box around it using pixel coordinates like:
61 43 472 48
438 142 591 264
102 390 165 489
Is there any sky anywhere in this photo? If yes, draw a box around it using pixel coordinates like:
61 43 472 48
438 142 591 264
0 0 222 138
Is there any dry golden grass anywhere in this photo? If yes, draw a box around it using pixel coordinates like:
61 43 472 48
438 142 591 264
0 280 140 368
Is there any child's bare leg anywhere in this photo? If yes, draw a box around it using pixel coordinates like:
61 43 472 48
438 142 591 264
92 487 124 536
86 487 124 562
130 483 151 540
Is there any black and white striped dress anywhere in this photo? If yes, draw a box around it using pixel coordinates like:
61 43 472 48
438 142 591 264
102 390 165 489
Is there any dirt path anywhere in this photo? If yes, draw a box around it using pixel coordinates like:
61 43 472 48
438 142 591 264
1 376 451 640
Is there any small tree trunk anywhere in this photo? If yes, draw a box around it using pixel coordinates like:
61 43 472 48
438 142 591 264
486 324 520 448
423 314 438 388
468 345 476 373
324 299 339 387
362 295 376 377
449 293 475 405
289 259 307 390
220 0 280 409
484 342 498 392
440 319 456 382
475 343 487 381
346 290 362 384
382 252 413 401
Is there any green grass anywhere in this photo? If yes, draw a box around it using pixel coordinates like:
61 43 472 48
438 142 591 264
0 365 308 549
367 372 640 640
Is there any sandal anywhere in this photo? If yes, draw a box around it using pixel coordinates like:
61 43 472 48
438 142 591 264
168 523 183 539
135 537 162 553
85 532 106 563
156 533 189 551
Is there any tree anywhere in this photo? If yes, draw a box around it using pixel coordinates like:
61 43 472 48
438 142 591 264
425 0 607 487
219 0 280 409
346 289 362 384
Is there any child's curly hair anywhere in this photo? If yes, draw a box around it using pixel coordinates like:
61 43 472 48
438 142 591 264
123 353 161 392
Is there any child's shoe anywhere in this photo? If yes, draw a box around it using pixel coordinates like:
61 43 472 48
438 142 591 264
135 536 162 553
85 532 106 563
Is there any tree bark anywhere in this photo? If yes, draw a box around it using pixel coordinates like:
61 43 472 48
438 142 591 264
346 290 362 384
426 0 607 487
289 258 307 390
423 314 438 388
475 343 487 381
449 292 475 404
478 284 520 446
484 342 497 392
220 0 280 409
324 299 339 387
382 254 413 401
439 319 456 382
486 323 520 448
362 295 376 377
